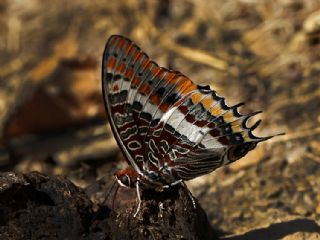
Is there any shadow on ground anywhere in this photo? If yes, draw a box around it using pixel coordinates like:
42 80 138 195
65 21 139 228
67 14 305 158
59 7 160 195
222 218 320 240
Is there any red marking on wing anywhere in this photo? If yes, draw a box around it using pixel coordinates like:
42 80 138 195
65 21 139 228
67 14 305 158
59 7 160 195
175 78 190 92
175 78 197 94
149 94 161 106
207 122 216 129
185 114 195 122
132 77 141 87
218 136 230 145
116 62 126 73
107 57 116 70
152 66 161 76
134 51 143 62
158 68 166 78
125 42 134 54
148 163 160 172
209 128 221 137
118 38 126 50
195 120 208 127
164 72 176 84
159 103 170 112
125 68 134 79
139 83 151 95
178 105 189 114
142 59 151 69
112 84 119 92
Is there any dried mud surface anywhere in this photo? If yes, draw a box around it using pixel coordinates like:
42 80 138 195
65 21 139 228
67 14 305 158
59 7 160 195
0 0 320 239
0 171 217 240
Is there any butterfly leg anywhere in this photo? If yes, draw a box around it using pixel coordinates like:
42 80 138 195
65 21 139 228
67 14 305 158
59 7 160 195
171 179 183 186
181 181 196 209
162 180 196 208
101 177 118 205
133 180 141 218
162 179 183 188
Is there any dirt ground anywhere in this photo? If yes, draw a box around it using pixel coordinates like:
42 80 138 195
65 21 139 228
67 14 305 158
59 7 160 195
0 0 319 239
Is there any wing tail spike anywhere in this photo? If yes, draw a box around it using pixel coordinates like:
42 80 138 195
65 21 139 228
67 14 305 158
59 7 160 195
249 131 285 143
276 132 286 137
242 110 262 129
233 102 245 109
250 119 262 131
258 135 276 142
262 132 286 141
232 102 245 114
250 110 263 117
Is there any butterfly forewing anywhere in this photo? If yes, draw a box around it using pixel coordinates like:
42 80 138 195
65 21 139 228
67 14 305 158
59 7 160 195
102 35 185 173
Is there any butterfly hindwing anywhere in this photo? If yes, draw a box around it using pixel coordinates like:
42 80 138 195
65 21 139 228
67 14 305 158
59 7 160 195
144 81 271 181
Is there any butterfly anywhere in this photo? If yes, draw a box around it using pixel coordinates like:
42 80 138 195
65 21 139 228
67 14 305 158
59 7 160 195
102 35 279 216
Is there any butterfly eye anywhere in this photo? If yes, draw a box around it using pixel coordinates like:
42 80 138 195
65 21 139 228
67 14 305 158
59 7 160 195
119 174 131 187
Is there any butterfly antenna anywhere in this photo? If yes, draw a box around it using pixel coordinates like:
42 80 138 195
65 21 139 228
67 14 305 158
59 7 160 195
91 177 118 224
112 183 120 210
102 177 118 206
181 181 196 209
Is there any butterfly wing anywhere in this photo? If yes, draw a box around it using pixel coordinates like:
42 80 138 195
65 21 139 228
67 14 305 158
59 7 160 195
103 35 277 184
102 35 186 174
143 75 275 182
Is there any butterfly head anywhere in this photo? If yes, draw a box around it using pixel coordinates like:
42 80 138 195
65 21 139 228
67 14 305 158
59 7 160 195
115 167 139 188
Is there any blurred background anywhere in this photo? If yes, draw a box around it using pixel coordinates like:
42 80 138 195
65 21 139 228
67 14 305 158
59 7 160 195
0 0 319 238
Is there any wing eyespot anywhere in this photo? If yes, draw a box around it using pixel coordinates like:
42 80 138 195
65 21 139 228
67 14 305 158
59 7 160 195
228 142 256 161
